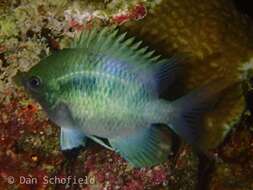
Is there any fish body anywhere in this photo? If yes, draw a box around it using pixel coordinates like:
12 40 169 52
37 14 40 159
15 27 223 167
56 51 157 138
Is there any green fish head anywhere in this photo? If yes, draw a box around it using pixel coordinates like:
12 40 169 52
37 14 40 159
14 68 52 111
14 68 45 96
13 50 73 110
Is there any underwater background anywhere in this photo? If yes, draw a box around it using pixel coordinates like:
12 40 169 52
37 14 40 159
1 0 253 189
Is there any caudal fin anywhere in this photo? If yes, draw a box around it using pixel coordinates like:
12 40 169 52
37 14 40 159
167 80 232 148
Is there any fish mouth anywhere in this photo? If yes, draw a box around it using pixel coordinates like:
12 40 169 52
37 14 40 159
13 71 26 87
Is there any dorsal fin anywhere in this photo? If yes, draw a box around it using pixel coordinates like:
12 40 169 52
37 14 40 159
71 26 167 67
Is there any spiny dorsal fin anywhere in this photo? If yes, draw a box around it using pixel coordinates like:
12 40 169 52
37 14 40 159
71 26 167 67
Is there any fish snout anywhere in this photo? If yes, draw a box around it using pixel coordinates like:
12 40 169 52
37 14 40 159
13 71 26 87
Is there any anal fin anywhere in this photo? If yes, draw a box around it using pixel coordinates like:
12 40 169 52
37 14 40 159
109 125 172 168
89 135 114 151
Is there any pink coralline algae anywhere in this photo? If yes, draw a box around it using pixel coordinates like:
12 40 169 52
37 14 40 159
64 3 147 32
82 147 171 189
0 91 64 189
112 4 147 25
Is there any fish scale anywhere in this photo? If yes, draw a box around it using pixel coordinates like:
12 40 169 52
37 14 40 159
67 77 150 137
53 56 152 137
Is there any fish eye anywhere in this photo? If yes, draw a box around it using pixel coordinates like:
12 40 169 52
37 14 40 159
28 76 41 89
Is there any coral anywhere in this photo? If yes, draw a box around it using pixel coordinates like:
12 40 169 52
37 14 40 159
123 0 253 149
1 0 253 189
208 115 253 190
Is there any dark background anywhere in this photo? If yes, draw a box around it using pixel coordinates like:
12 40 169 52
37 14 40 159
234 0 253 18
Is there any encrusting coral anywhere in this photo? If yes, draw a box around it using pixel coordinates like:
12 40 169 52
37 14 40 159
123 0 253 149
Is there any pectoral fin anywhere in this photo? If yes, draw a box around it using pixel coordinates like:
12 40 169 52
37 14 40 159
109 125 172 167
60 128 87 150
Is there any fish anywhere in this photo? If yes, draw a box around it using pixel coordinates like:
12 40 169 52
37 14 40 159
14 27 225 167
